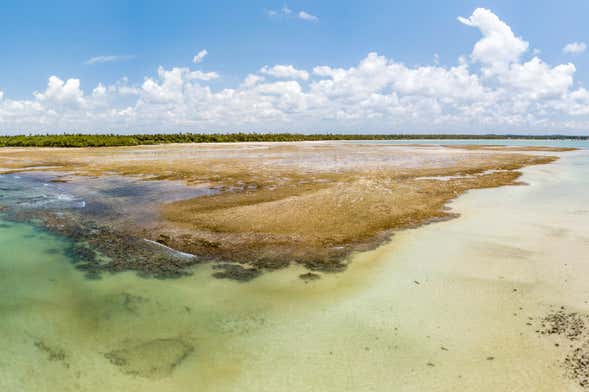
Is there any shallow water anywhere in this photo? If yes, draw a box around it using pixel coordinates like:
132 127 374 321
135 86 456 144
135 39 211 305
351 138 589 149
1 141 589 391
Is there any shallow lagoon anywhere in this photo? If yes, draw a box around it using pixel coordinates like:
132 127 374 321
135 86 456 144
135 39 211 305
1 140 589 391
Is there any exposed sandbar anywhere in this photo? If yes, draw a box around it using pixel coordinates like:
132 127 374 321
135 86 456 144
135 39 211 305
0 142 568 277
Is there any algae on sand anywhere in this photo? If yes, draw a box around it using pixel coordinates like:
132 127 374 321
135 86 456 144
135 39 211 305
104 338 194 380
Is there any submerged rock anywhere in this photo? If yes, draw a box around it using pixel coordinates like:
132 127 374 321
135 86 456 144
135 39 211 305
566 343 589 388
299 272 321 282
105 338 194 379
535 308 589 388
538 310 585 340
303 258 347 273
212 263 262 282
34 339 68 367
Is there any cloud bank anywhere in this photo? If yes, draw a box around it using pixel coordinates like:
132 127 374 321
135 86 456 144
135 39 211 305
1 8 589 134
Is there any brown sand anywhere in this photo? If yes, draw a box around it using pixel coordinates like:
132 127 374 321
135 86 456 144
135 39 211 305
0 142 567 273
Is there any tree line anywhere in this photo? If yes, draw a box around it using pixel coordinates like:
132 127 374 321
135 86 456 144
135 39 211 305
0 133 586 147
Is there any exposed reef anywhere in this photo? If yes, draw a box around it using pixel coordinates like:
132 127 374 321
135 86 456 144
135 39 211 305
0 142 569 281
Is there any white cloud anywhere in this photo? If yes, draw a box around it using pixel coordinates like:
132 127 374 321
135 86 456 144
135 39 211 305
267 4 292 17
110 77 141 96
458 8 528 75
499 57 575 99
193 49 208 64
85 55 134 65
255 80 302 95
141 66 220 103
33 76 85 107
298 11 318 22
242 74 265 88
1 8 589 134
267 5 318 22
563 42 586 54
189 70 219 81
313 66 346 80
92 83 107 97
260 65 309 80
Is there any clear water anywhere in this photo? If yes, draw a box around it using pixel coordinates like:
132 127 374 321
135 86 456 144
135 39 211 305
1 141 589 391
346 138 589 150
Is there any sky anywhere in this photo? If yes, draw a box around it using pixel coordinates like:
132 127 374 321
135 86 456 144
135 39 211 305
1 1 589 134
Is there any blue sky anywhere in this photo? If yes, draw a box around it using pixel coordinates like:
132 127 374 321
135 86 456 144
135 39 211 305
0 1 588 133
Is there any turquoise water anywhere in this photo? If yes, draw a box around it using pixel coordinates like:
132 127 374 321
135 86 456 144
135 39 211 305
348 138 589 149
1 141 589 391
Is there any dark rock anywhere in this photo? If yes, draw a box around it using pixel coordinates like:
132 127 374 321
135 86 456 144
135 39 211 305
105 338 194 379
34 339 68 367
212 263 262 282
300 272 321 282
303 258 347 273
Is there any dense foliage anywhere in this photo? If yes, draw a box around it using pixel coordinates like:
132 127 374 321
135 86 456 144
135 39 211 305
0 133 586 147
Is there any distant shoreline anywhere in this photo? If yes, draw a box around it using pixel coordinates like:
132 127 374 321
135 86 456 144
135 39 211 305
0 133 587 148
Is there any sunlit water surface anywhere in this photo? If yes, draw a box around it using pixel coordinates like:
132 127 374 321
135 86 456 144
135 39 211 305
1 140 589 391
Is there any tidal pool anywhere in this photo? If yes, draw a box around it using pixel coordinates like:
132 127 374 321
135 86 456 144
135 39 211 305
1 141 589 391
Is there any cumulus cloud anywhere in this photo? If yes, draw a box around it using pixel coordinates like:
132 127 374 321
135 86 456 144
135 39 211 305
33 76 85 107
260 65 309 80
1 8 588 133
458 8 528 75
85 55 134 65
193 49 208 64
92 83 107 97
242 74 265 88
298 11 318 22
563 42 586 54
499 57 575 99
190 70 220 81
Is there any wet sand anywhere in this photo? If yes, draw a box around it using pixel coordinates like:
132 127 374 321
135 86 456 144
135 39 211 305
1 145 589 391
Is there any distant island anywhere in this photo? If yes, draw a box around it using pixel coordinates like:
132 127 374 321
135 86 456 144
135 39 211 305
0 133 587 148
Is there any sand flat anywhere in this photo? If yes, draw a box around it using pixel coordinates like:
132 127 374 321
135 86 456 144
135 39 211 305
0 142 566 276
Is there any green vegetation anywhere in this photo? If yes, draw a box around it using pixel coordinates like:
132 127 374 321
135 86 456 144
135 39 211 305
0 133 586 148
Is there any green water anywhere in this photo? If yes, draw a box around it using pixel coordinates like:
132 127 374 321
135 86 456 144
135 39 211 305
2 143 589 391
0 216 383 391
